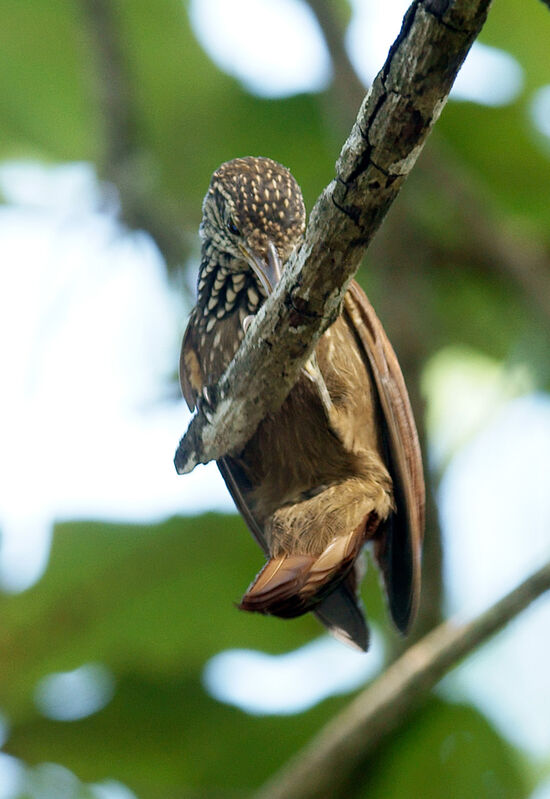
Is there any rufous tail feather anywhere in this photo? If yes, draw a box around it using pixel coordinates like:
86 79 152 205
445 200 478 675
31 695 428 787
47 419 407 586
239 522 370 619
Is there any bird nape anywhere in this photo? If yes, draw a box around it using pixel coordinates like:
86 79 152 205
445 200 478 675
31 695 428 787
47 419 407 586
179 156 425 651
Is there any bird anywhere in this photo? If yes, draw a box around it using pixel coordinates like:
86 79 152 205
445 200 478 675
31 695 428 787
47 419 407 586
179 156 424 651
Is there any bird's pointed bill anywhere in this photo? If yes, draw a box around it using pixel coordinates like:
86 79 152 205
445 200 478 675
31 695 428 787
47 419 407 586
239 240 282 295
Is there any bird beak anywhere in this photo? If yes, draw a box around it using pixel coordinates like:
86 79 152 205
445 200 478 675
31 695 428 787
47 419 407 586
239 240 282 296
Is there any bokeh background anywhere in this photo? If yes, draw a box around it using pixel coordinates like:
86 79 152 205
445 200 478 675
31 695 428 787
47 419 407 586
1 0 550 796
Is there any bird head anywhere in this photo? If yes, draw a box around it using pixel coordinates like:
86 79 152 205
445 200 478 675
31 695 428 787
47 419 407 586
200 156 306 295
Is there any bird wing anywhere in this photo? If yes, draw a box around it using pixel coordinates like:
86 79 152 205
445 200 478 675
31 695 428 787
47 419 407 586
344 280 425 633
179 317 269 553
179 315 203 412
216 455 268 553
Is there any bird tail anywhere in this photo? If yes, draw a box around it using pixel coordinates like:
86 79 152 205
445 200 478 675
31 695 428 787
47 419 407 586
314 576 369 652
238 520 373 652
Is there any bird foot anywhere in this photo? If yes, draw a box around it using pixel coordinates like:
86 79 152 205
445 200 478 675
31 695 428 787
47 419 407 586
197 384 218 422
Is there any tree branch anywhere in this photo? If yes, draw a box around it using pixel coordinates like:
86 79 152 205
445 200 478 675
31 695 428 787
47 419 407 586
174 0 491 475
80 0 189 269
306 0 365 131
251 560 550 799
307 0 550 333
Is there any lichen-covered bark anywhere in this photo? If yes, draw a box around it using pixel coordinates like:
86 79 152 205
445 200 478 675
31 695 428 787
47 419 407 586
174 0 491 476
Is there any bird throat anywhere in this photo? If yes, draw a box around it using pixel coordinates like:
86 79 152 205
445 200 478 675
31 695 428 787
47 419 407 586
196 259 265 334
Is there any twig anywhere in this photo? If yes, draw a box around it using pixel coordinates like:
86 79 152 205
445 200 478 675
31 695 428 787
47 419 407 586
174 0 491 475
80 0 189 269
306 0 365 129
80 0 134 175
252 559 550 799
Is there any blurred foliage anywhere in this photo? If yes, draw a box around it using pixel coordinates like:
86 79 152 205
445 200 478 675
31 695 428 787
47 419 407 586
0 0 548 225
0 520 530 798
1 0 550 796
356 697 528 799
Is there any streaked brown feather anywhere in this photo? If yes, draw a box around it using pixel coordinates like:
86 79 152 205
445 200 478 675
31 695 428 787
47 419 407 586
343 281 425 632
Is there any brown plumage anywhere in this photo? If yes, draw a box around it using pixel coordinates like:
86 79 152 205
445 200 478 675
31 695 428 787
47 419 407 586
180 156 424 650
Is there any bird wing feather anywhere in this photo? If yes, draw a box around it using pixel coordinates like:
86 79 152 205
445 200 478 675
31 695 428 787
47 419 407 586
344 280 425 633
179 317 202 411
179 318 269 554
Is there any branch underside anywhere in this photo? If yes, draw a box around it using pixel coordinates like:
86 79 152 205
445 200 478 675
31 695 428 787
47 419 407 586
174 0 490 474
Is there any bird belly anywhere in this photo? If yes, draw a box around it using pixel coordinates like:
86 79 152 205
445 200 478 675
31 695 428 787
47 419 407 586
236 315 394 557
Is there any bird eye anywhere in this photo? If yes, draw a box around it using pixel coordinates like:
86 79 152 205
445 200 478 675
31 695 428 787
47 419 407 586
226 219 240 236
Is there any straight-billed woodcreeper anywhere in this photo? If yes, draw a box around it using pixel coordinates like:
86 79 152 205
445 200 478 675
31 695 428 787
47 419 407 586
179 156 424 650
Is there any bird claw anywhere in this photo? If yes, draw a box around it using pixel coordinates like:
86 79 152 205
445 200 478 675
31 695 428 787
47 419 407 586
198 384 217 422
242 314 255 333
202 385 212 406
